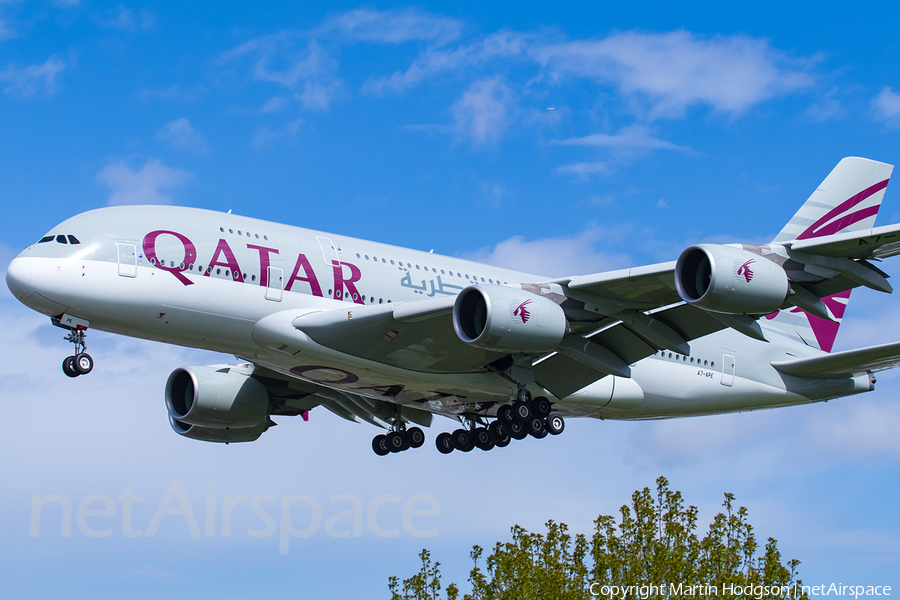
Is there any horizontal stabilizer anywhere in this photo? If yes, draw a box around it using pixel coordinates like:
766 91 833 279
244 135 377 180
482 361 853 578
787 222 900 260
772 340 900 379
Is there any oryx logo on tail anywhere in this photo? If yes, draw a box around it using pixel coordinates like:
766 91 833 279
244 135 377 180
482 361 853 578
737 259 755 283
513 299 533 323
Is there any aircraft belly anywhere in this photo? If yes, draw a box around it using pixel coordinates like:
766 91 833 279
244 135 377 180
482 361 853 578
611 359 808 419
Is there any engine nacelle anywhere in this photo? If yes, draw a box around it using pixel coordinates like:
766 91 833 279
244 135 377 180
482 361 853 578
168 415 270 443
675 244 790 314
452 285 567 352
165 365 269 428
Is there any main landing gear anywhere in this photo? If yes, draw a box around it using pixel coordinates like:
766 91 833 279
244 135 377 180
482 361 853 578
434 393 565 455
372 422 426 456
61 328 93 378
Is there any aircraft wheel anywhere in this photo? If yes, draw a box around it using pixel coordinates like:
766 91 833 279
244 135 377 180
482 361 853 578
63 356 80 378
531 396 552 418
488 421 507 442
387 431 406 452
494 433 511 447
512 400 532 422
497 405 515 424
546 414 565 435
435 432 454 454
526 416 546 437
372 434 390 456
452 429 473 452
74 353 93 375
473 428 493 450
508 420 528 440
407 427 425 448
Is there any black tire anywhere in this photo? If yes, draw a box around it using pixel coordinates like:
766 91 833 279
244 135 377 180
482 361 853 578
74 353 93 375
62 356 79 378
526 416 546 437
488 421 507 443
473 428 492 450
494 434 511 447
531 396 552 418
436 432 454 454
407 427 425 448
545 413 565 435
372 434 390 456
509 420 528 440
452 429 474 452
497 405 515 424
512 400 532 422
387 431 406 452
531 427 548 439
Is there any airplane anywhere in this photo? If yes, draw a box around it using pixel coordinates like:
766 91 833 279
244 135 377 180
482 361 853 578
7 157 900 456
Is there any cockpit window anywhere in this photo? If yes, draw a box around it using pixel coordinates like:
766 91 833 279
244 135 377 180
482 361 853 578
56 235 68 244
67 235 81 245
38 236 54 243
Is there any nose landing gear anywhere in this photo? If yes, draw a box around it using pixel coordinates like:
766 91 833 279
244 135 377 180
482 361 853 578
55 316 93 378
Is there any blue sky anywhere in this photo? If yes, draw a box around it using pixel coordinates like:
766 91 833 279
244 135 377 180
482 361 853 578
2 1 900 597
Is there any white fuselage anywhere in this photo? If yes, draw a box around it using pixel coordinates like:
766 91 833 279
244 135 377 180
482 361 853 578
5 205 872 423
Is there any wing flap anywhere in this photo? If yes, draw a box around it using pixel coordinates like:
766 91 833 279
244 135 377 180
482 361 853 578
772 341 900 379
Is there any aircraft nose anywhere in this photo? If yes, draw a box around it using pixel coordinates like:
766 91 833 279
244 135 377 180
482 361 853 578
6 256 34 301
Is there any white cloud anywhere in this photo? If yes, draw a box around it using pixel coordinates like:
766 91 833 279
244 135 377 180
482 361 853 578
0 57 65 97
156 118 207 154
533 31 810 118
556 161 613 179
323 8 463 46
872 86 900 126
251 118 303 149
0 18 15 40
806 87 844 121
260 96 289 113
362 31 529 95
553 125 690 152
100 6 154 31
220 36 342 111
96 159 192 205
463 225 634 277
450 77 513 143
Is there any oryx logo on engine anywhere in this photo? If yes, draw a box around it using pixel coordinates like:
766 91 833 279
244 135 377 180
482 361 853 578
736 259 755 283
512 299 533 323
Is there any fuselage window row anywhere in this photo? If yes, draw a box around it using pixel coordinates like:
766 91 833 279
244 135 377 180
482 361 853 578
657 350 714 369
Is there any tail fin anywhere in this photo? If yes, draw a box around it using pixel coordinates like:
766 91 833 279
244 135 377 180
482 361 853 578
773 157 893 243
765 157 894 352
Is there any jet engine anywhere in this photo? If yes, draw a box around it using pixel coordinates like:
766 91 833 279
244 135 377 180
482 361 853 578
675 244 790 314
452 285 567 352
165 365 270 430
167 414 271 443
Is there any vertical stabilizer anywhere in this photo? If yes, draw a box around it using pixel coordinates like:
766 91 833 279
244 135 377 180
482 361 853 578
773 157 893 243
765 157 893 351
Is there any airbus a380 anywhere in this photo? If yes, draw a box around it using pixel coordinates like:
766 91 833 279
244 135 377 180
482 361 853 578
7 157 900 455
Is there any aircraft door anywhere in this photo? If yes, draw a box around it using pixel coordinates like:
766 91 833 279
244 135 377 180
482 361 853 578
721 354 735 386
316 236 340 266
266 266 283 301
116 242 137 277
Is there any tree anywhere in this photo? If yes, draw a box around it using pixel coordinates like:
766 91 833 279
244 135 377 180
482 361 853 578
389 477 806 600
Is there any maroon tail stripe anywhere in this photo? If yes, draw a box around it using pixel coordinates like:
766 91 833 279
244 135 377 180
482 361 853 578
796 179 889 240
